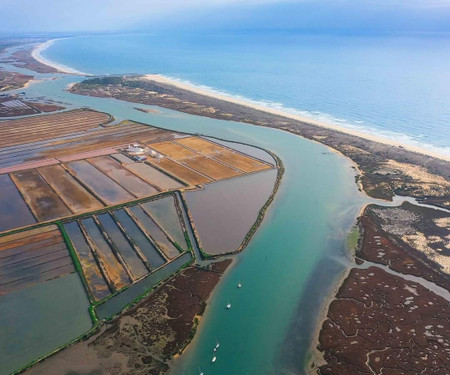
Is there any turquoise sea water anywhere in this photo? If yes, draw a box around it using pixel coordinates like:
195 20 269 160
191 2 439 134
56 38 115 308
43 32 450 155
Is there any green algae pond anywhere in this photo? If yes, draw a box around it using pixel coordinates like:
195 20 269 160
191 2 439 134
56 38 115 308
9 73 369 374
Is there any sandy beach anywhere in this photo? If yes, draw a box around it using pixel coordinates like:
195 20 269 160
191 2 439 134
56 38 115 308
143 74 450 162
31 39 90 76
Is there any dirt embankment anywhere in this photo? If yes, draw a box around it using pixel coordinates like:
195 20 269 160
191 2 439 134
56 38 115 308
25 260 231 375
69 76 450 208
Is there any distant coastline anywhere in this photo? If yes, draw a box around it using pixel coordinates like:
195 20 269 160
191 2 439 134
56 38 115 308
31 39 90 76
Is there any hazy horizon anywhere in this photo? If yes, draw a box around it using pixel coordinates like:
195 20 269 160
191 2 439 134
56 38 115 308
1 0 450 36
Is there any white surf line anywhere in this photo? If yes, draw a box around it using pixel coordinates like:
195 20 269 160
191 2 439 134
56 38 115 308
143 74 450 163
31 38 91 76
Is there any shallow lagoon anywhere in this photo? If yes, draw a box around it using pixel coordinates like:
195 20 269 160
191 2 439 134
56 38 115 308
88 156 157 198
81 217 130 290
64 221 110 301
126 162 183 191
10 169 71 221
38 164 103 213
65 160 133 205
128 205 180 259
97 212 148 280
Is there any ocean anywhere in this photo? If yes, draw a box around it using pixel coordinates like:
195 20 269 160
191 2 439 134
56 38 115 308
42 32 450 155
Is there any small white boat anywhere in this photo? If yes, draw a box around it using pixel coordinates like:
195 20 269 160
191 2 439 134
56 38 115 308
237 283 242 288
226 303 231 309
212 356 217 363
215 343 220 349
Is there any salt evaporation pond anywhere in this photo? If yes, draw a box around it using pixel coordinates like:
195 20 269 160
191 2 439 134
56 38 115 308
0 174 36 232
184 169 278 254
10 73 368 374
141 195 187 248
0 273 91 375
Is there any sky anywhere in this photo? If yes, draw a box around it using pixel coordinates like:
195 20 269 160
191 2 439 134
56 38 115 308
1 0 450 35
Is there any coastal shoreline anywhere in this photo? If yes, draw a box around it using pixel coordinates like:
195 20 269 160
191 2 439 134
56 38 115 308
143 74 450 162
31 39 90 76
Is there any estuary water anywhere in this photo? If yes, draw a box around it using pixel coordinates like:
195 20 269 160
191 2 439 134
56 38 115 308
42 32 450 156
7 73 370 374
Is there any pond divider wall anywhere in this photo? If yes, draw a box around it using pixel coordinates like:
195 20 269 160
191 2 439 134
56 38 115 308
178 191 208 258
